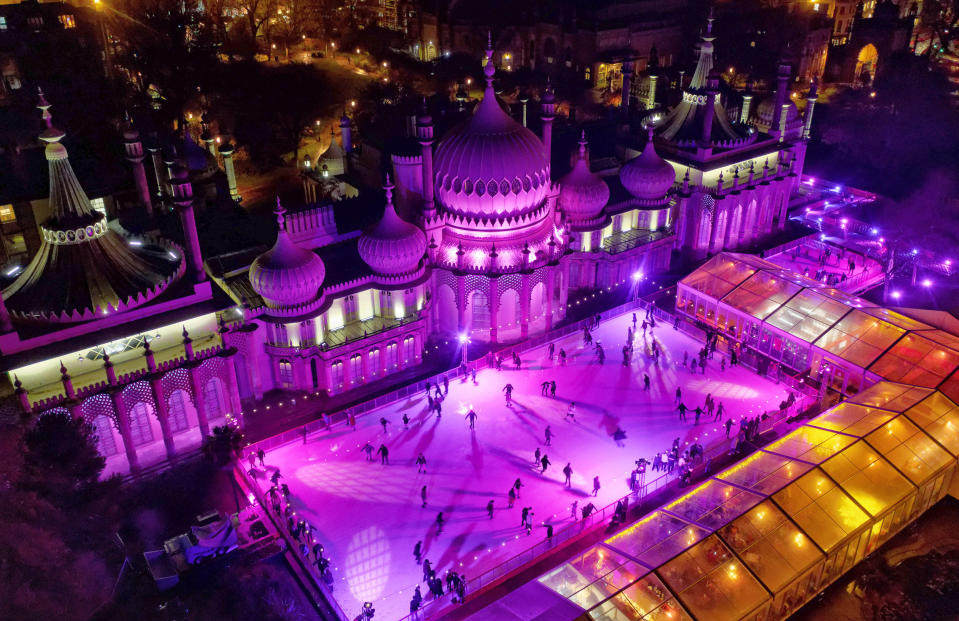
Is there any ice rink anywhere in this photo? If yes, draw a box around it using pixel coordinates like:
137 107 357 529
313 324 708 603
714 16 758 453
255 310 790 620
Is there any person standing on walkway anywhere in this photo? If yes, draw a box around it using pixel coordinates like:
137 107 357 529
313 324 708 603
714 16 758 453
486 500 495 519
563 462 573 487
443 376 449 395
643 374 651 391
413 540 422 564
466 409 478 429
592 476 601 497
416 453 427 473
544 425 553 446
508 487 516 508
540 454 551 473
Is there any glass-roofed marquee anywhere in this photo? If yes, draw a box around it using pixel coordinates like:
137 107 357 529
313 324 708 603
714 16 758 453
676 253 959 396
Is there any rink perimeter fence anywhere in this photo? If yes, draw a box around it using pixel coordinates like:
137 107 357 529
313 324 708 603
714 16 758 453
242 297 820 620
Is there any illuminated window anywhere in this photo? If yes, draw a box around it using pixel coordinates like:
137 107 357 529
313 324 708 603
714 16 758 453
128 402 154 446
203 378 226 418
350 354 362 380
278 359 293 389
167 390 191 433
90 197 106 216
0 204 14 223
0 17 7 31
58 14 76 28
386 342 398 368
93 415 118 456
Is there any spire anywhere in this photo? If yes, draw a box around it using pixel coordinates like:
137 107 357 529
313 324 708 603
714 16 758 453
37 89 98 223
689 9 717 89
577 131 587 160
274 196 287 231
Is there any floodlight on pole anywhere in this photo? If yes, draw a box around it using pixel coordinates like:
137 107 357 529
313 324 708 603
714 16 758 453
458 333 470 364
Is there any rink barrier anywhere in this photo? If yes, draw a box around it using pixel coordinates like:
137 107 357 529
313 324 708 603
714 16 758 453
397 393 816 621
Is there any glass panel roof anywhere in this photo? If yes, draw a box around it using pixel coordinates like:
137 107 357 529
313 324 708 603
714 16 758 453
680 255 759 299
860 307 933 331
605 512 710 568
721 270 802 320
807 402 897 437
904 392 959 456
868 333 959 388
846 382 935 412
935 368 959 407
663 479 765 531
587 575 693 621
765 289 852 343
659 536 771 621
772 469 871 551
539 547 650 599
865 416 954 484
819 441 914 516
761 425 857 464
814 310 906 368
717 451 813 496
719 500 823 592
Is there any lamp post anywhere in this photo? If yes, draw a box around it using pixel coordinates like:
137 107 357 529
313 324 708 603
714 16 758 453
458 333 470 365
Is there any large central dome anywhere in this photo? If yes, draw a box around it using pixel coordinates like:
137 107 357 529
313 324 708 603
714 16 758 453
433 54 550 221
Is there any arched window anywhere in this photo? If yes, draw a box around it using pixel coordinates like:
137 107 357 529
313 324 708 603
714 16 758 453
471 291 490 330
369 348 381 376
128 402 154 446
331 360 344 386
204 378 227 419
278 359 293 389
387 342 398 368
167 390 191 433
350 354 362 382
403 336 416 362
93 415 118 456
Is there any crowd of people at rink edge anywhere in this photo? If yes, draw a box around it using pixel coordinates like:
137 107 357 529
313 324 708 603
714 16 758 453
244 304 802 620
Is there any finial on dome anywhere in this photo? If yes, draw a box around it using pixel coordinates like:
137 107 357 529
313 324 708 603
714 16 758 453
384 173 394 204
578 131 587 158
59 360 68 376
487 31 492 52
37 88 65 143
13 375 22 390
483 41 496 84
274 197 287 230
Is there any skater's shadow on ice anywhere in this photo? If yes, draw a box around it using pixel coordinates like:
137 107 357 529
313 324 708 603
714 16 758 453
469 434 484 473
412 418 441 456
437 529 478 570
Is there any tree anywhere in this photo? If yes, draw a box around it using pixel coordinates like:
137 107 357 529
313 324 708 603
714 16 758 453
233 0 277 49
20 412 106 501
918 0 959 56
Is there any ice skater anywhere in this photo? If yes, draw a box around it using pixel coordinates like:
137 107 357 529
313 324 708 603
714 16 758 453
541 380 550 395
643 374 650 391
435 512 445 534
715 402 725 421
570 500 578 520
563 462 573 487
725 418 734 438
416 452 427 473
693 406 703 425
550 380 557 397
443 376 449 395
544 425 553 446
514 478 523 499
380 417 390 434
521 506 531 527
421 484 428 507
565 402 577 422
466 409 478 429
486 500 495 519
503 383 514 405
592 476 601 497
363 442 374 461
548 342 555 360
257 448 266 466
403 413 410 428
675 387 682 404
677 403 688 422
248 452 256 470
540 454 551 473
423 559 432 582
508 487 516 508
377 443 389 464
435 400 442 419
413 540 422 564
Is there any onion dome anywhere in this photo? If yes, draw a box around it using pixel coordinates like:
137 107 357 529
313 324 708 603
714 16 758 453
1 90 183 324
358 175 427 279
620 125 676 201
752 97 801 136
433 47 550 220
558 133 609 226
249 199 326 311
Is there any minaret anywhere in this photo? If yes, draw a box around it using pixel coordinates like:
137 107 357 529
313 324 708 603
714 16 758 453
218 140 239 200
146 136 166 199
646 46 660 110
122 120 153 217
771 60 792 142
170 164 206 282
802 78 819 139
416 102 436 219
519 91 529 127
621 59 633 111
340 114 353 153
699 70 720 155
541 81 556 167
740 78 754 124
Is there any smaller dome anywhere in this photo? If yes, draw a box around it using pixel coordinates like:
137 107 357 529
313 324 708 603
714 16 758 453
250 200 326 310
558 133 609 224
620 127 675 200
754 98 799 126
358 177 427 278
